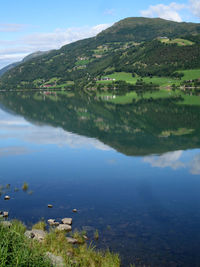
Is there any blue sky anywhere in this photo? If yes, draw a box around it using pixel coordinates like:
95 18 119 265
0 0 200 68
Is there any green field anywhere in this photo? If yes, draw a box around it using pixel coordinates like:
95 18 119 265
98 69 200 87
178 69 200 81
98 72 179 86
160 38 194 46
75 60 90 66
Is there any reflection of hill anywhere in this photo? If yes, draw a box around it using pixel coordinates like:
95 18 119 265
0 91 200 156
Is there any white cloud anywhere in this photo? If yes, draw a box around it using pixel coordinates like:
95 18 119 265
143 150 184 169
23 24 110 50
189 0 200 18
141 2 187 22
0 23 110 69
0 23 25 32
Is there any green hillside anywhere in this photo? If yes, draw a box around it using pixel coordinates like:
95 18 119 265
1 17 200 90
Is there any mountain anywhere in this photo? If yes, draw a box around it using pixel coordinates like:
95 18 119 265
0 51 51 78
0 62 19 77
1 17 200 90
97 17 200 42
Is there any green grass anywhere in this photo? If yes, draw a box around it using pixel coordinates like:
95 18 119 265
22 182 28 191
159 128 194 137
0 220 51 266
0 220 120 267
160 38 194 46
75 60 90 66
98 69 200 88
44 77 60 85
98 72 179 87
179 69 200 81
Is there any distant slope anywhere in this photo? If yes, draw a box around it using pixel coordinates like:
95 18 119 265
1 17 200 90
0 62 19 77
0 51 50 78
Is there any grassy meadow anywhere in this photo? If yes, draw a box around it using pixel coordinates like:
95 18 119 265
97 69 200 88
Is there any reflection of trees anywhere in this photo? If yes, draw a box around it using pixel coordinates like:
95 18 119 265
0 91 200 156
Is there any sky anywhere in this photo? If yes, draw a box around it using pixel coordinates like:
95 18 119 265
0 0 200 69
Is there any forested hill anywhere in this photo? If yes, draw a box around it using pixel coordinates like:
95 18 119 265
1 17 200 90
97 17 200 42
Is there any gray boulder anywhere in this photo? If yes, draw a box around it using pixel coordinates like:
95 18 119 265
56 224 72 232
61 218 72 225
25 229 46 241
45 252 65 267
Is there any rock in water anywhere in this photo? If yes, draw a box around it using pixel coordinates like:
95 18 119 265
3 211 9 217
4 195 10 200
61 218 72 225
48 204 53 208
47 219 59 226
56 224 72 232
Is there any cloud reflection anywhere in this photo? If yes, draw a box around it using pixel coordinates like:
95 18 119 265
144 150 200 176
189 154 200 175
0 109 111 151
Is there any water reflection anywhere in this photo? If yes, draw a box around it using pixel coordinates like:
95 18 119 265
0 108 111 152
0 91 200 156
0 91 200 266
144 150 200 175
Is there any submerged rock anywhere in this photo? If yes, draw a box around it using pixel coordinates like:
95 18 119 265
56 224 72 232
45 252 65 267
61 218 72 225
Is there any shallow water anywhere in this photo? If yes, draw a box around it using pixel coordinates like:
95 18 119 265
0 91 200 266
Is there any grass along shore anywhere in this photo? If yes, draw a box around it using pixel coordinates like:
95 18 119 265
0 219 120 267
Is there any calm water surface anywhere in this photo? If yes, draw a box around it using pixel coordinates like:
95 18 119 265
0 92 200 266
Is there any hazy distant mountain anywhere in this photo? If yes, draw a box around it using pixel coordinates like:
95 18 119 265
0 51 51 77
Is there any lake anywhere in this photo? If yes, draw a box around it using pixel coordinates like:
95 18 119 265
0 91 200 266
